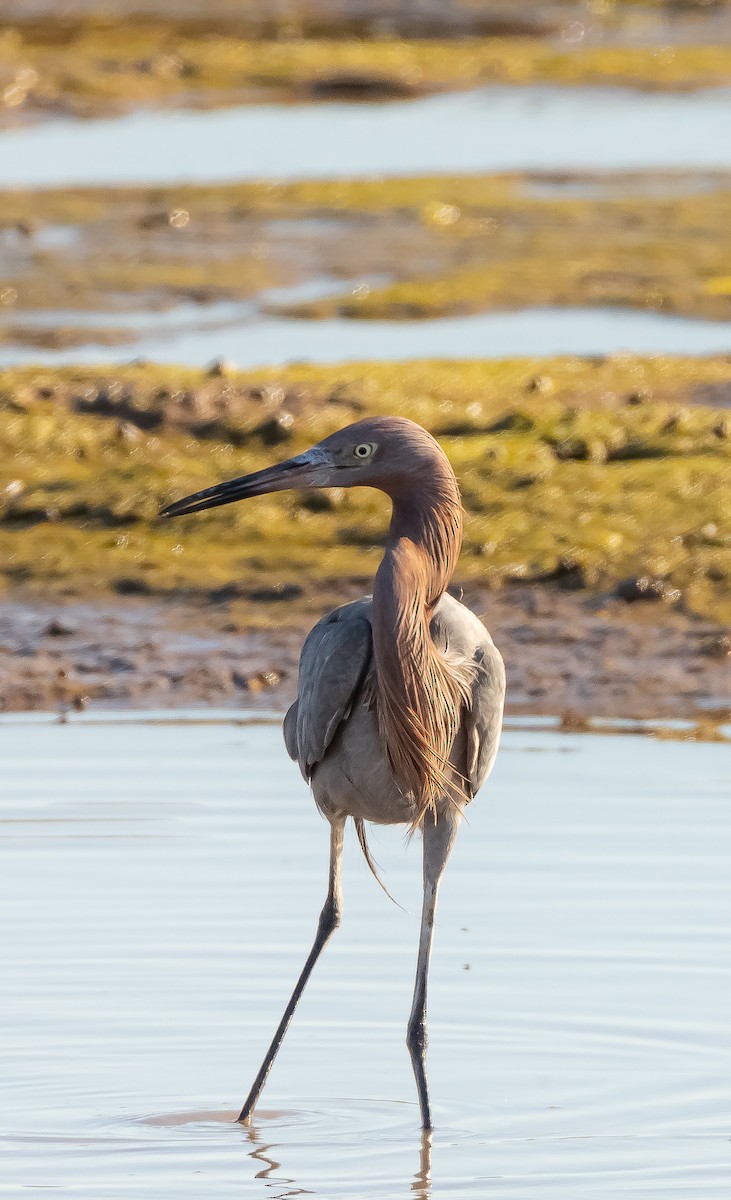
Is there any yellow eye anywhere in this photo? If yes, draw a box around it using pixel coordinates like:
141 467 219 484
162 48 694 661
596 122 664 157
353 442 375 460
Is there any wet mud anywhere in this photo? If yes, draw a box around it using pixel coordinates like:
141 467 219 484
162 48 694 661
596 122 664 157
1 587 728 727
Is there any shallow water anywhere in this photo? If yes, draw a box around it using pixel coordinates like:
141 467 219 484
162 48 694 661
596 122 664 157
3 304 731 369
1 714 730 1197
2 86 731 188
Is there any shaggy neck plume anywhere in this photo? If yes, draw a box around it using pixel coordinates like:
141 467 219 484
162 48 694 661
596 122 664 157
372 446 471 826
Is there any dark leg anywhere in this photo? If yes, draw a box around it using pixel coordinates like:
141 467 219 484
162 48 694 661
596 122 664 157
238 817 345 1125
406 808 460 1130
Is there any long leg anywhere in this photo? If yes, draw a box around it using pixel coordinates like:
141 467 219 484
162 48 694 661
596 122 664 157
406 807 461 1130
238 816 345 1125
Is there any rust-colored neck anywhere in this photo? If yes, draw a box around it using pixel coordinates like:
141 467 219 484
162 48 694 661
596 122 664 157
382 446 463 601
371 450 469 824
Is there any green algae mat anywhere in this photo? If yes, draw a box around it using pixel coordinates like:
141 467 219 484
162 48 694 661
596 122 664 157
3 17 731 123
1 357 729 625
2 171 731 357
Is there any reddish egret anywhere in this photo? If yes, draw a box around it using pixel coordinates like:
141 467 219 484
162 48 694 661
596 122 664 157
162 416 506 1128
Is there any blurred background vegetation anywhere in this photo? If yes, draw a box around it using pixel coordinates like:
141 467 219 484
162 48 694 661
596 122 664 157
0 0 729 714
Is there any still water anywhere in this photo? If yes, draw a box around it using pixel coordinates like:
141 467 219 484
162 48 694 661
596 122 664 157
2 713 730 1197
3 305 731 369
2 86 731 188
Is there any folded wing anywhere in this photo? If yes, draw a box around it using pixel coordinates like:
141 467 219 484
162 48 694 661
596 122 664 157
283 609 373 780
463 640 506 796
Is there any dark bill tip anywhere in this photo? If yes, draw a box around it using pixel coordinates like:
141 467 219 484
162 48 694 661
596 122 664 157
160 477 254 519
159 457 313 519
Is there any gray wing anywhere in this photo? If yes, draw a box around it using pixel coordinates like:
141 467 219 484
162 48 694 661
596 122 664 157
431 593 506 798
464 639 506 796
283 609 372 781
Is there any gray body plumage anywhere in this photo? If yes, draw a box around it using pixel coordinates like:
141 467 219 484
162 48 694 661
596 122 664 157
284 592 506 827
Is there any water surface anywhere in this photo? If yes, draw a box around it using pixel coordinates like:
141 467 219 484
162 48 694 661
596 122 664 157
2 86 731 188
3 305 731 368
1 715 730 1197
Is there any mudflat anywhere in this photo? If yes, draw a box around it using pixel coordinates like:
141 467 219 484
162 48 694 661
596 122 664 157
3 171 731 354
1 587 729 729
1 356 729 726
4 7 731 128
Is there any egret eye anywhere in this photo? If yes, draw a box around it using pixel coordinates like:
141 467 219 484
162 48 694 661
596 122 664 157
353 442 375 460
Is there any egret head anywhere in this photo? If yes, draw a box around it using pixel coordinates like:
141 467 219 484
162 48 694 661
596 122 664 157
160 416 450 518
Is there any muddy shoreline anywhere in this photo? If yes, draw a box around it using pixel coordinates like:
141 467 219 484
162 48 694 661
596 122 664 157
1 357 729 630
3 11 731 131
1 586 728 730
3 171 731 359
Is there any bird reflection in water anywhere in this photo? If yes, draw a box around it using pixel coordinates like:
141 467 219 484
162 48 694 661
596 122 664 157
413 1130 433 1200
243 1123 312 1198
241 1122 433 1200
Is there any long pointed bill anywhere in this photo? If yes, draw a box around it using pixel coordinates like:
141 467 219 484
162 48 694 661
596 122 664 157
160 448 331 518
